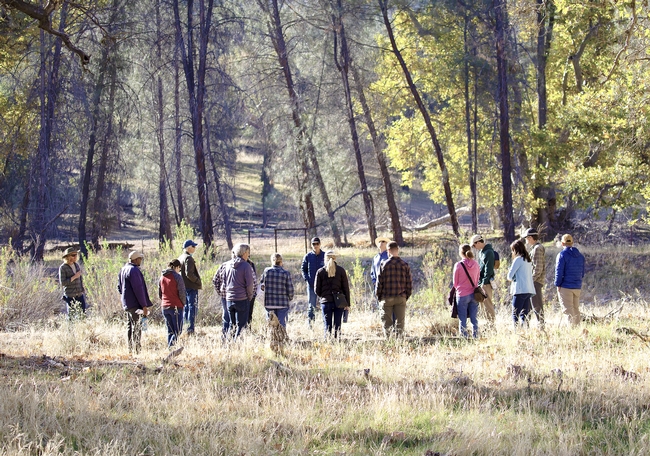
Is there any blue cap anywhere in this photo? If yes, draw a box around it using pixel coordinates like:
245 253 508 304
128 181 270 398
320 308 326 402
183 239 198 249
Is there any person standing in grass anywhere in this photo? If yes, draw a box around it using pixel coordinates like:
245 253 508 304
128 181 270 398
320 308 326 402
159 259 186 348
470 235 497 325
554 234 585 326
223 243 256 338
375 241 412 337
58 247 87 318
260 253 294 328
507 240 536 328
314 251 350 339
179 239 202 335
301 237 325 326
524 228 546 329
452 244 480 338
118 251 153 354
246 256 258 326
212 259 230 336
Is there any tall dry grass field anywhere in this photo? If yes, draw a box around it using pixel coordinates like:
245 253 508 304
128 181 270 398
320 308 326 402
1 238 650 455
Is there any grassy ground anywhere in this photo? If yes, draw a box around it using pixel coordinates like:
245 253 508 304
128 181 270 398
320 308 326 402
1 236 650 455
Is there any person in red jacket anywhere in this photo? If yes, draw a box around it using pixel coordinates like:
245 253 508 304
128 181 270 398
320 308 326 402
159 259 187 348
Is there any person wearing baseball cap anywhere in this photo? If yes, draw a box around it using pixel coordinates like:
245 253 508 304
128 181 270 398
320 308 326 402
179 239 202 335
118 251 153 354
469 234 496 325
524 228 546 329
58 247 87 318
301 236 325 326
554 234 585 326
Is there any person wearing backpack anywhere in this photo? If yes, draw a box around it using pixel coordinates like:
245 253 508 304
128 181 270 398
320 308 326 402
470 235 496 325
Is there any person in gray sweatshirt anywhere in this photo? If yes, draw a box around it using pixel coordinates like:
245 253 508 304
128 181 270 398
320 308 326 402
223 243 255 338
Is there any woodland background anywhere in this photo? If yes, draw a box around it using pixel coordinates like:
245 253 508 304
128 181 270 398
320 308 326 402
1 0 649 258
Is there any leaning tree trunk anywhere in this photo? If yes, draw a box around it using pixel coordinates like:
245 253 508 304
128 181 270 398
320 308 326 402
494 0 515 242
260 0 338 242
351 64 404 246
332 0 377 245
379 0 460 238
173 0 215 248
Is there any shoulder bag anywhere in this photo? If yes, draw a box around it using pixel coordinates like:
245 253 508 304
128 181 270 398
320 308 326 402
460 262 487 303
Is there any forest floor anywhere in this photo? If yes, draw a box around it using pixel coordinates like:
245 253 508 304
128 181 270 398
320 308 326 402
1 236 650 454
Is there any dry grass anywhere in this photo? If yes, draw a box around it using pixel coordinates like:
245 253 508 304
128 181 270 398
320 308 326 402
1 238 650 455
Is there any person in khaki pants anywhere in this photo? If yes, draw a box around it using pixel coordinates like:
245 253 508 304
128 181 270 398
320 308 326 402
470 235 496 324
375 241 412 337
554 234 585 326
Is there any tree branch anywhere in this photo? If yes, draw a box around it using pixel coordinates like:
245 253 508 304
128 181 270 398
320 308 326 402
1 0 90 64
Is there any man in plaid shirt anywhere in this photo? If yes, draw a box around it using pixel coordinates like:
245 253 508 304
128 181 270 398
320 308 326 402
375 241 412 337
260 253 294 327
525 228 546 328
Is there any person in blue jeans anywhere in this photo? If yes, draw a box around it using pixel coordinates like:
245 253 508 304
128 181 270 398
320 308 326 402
301 237 325 326
507 240 536 328
223 243 256 339
314 251 350 339
452 244 480 338
179 240 202 335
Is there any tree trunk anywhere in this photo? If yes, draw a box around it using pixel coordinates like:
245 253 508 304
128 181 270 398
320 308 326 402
260 0 336 242
332 0 376 245
32 2 67 261
90 58 117 248
494 0 515 242
156 0 172 246
173 38 184 225
379 0 460 238
173 0 215 248
463 15 478 233
204 116 233 250
351 64 403 245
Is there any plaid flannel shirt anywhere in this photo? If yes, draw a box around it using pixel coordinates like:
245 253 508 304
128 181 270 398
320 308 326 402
530 242 546 284
375 256 412 301
260 265 294 309
212 263 227 296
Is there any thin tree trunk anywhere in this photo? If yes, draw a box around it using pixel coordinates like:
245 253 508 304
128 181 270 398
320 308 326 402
173 37 184 225
156 0 172 246
379 0 460 237
32 2 67 261
204 115 233 250
494 0 515 242
332 0 376 245
260 0 335 241
463 14 478 234
351 64 403 245
78 0 120 256
173 0 215 248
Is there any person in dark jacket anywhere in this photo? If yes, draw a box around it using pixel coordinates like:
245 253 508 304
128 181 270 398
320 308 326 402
314 251 350 339
301 237 325 326
246 258 258 325
117 251 153 354
159 259 186 348
375 241 412 337
179 239 202 335
58 247 87 318
554 234 585 326
223 243 256 338
470 235 496 325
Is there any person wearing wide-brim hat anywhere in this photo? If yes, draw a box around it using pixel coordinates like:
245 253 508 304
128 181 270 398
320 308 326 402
58 247 87 318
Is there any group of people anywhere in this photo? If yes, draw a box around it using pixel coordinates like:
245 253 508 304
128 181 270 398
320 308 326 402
57 229 585 352
452 230 586 338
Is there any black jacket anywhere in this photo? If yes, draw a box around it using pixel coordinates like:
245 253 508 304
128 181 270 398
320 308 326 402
314 264 351 306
